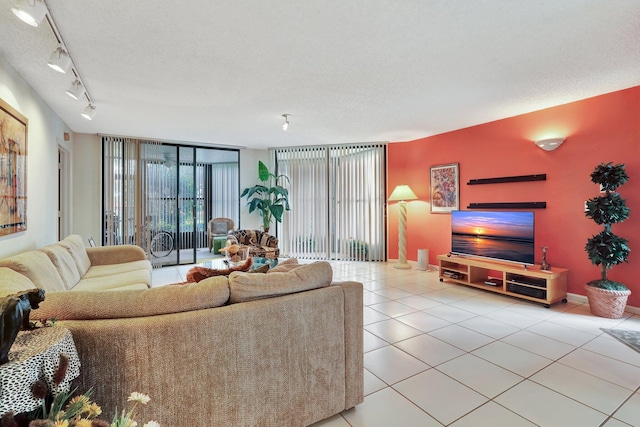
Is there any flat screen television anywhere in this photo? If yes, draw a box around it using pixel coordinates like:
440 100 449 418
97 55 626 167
451 211 535 266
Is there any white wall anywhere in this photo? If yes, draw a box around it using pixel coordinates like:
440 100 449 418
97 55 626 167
0 55 72 258
71 133 102 242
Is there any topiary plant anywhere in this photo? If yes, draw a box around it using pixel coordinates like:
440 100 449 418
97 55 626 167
584 162 630 291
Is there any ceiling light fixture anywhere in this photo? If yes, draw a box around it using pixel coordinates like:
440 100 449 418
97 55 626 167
81 104 96 120
282 114 290 131
47 45 71 73
65 79 85 100
535 137 565 151
11 0 47 27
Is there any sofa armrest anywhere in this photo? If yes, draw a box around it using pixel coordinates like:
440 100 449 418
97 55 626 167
86 245 147 265
333 281 364 409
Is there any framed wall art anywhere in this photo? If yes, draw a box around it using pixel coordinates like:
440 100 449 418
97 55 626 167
430 163 459 213
0 97 28 236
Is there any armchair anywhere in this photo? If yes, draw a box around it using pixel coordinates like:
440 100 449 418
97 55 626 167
230 230 280 259
207 218 234 252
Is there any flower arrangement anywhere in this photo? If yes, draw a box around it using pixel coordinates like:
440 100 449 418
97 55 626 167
0 354 159 427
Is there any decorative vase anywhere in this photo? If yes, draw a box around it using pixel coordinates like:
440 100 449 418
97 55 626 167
584 285 631 319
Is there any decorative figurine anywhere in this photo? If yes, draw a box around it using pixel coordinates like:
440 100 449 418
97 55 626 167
0 288 46 364
540 246 551 271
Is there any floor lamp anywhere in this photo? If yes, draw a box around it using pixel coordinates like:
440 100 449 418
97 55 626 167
389 185 418 269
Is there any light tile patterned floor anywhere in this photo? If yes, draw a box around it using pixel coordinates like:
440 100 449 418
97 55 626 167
152 260 640 427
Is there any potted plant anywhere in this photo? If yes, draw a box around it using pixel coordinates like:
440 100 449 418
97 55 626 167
584 162 631 318
241 161 290 233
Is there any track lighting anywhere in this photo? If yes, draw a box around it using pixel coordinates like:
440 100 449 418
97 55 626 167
11 0 47 27
282 114 290 131
81 104 96 120
65 79 85 100
47 45 71 73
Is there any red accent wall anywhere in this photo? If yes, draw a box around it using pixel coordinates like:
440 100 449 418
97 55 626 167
388 86 640 307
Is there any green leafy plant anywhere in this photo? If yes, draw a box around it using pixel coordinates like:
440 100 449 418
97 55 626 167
348 238 369 259
241 161 290 232
584 162 630 291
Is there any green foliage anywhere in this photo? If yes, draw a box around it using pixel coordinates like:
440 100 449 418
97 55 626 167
587 279 629 292
585 193 630 225
241 161 290 231
590 162 629 191
585 162 630 289
348 239 369 259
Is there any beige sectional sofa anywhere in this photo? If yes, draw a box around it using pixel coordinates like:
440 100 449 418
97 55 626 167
0 234 152 293
0 238 364 426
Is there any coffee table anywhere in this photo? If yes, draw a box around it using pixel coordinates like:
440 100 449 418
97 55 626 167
196 256 279 271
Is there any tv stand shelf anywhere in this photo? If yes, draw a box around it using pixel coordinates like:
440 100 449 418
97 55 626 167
438 254 568 307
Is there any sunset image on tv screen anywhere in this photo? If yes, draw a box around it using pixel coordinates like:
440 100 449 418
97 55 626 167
451 211 534 265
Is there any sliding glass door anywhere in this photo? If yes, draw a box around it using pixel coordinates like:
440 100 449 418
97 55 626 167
103 137 239 267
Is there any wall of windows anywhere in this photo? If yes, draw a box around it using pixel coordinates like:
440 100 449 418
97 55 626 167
102 137 239 266
275 143 386 261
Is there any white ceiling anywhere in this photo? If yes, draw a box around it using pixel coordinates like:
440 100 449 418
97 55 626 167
1 0 639 149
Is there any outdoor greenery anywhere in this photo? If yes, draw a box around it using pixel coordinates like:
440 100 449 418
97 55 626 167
241 161 290 232
584 162 630 291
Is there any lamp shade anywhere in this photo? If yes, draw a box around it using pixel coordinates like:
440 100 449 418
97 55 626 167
388 185 418 202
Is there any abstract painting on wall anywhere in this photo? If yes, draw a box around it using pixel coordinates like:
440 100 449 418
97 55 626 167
430 163 459 213
0 98 27 236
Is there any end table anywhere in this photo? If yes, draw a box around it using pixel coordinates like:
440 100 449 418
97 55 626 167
0 327 81 416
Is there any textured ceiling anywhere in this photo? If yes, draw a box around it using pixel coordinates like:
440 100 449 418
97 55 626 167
1 0 639 149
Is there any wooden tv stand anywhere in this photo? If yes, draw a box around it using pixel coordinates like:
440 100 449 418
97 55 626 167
437 254 568 308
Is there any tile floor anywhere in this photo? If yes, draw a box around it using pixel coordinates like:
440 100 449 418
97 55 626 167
152 260 640 427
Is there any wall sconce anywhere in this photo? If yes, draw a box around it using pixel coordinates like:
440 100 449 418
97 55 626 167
388 184 418 269
535 137 565 151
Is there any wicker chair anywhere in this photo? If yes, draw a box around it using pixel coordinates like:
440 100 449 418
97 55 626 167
207 218 234 252
230 230 280 259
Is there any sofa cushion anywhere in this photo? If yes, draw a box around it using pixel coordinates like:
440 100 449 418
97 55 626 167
40 244 82 290
228 261 333 303
82 260 152 279
73 268 151 291
0 251 66 292
58 234 91 276
32 276 230 320
0 267 36 297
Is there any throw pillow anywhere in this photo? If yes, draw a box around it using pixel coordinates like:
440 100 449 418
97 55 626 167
268 257 300 273
186 257 253 283
32 276 230 320
212 221 228 234
228 261 333 303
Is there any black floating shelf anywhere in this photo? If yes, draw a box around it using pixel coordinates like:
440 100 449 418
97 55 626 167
467 202 547 209
467 174 546 185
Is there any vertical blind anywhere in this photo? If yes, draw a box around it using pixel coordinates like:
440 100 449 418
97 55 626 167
275 143 386 261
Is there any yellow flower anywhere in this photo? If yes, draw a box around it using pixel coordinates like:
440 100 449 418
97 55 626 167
127 392 150 405
53 421 69 427
74 420 93 427
87 402 102 417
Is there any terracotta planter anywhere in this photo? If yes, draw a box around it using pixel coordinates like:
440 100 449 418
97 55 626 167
585 285 631 319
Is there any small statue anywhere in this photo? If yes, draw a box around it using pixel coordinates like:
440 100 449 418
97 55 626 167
0 288 46 364
540 246 551 271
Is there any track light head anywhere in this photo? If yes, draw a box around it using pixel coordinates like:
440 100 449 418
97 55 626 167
81 104 96 120
65 79 85 100
11 0 47 27
47 45 71 73
282 114 290 131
